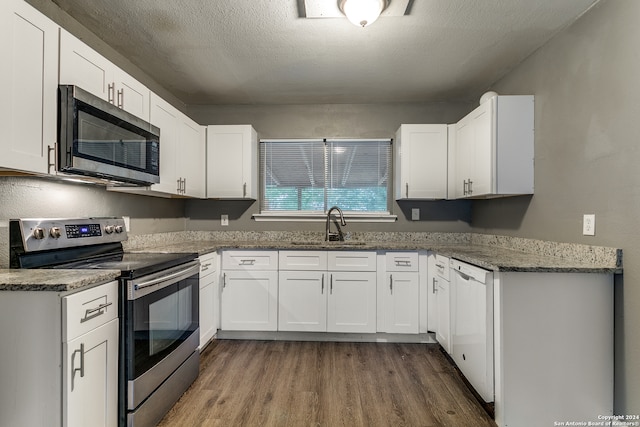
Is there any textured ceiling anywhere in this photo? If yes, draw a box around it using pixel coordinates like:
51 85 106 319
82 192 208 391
50 0 599 105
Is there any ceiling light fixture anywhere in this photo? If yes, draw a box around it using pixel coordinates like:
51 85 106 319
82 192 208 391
338 0 389 28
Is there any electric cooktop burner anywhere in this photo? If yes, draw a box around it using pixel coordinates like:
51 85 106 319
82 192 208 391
49 251 197 278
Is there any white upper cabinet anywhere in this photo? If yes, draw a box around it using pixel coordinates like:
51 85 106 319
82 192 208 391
59 29 150 121
0 0 59 174
394 124 449 199
109 94 205 197
178 116 206 198
453 95 534 198
206 125 258 199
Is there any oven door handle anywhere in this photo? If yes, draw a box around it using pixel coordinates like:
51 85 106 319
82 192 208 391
130 261 199 298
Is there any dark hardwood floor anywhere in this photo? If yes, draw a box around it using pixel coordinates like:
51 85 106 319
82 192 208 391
158 340 497 427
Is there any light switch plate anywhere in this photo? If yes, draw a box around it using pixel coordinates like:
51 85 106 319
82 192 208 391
221 215 229 226
411 208 420 221
583 214 595 236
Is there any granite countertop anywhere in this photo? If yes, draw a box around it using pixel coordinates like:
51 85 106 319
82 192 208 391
130 239 622 274
0 269 121 292
1 232 621 292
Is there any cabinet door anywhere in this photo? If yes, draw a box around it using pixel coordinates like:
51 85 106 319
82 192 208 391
113 68 150 121
435 278 451 353
469 100 494 197
178 116 206 198
206 125 257 198
220 270 278 331
0 0 58 174
149 93 179 194
199 276 216 349
383 272 419 334
394 124 448 199
327 271 376 333
454 115 475 198
64 318 118 427
278 271 327 332
59 29 113 101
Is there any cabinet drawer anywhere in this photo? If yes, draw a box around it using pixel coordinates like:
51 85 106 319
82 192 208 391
63 280 119 342
328 251 376 271
279 251 328 270
385 252 419 271
222 250 278 270
434 254 450 280
199 252 217 277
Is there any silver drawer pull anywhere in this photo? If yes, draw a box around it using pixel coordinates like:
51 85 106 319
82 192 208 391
239 259 256 265
201 262 212 271
394 260 411 267
81 301 112 323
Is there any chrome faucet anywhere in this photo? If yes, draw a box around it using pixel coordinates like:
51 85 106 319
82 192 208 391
325 206 347 241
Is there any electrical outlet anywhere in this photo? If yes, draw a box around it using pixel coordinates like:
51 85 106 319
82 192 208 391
411 208 420 221
583 214 595 236
221 214 229 226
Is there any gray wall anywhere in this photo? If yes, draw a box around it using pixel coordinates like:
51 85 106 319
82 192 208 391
186 102 474 233
0 177 186 235
472 0 638 413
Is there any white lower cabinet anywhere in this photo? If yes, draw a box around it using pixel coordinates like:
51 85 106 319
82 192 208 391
327 271 377 333
198 252 218 349
278 250 377 334
63 319 118 427
0 280 119 427
220 251 278 331
379 252 420 334
278 270 327 332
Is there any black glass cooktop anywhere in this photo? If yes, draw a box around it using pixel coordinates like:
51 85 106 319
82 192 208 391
49 251 197 279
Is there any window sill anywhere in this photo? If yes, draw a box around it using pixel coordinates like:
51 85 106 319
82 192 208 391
253 212 398 223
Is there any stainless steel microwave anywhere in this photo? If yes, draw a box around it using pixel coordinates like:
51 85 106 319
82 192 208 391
57 85 160 186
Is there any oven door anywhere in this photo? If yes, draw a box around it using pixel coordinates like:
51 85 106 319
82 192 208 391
124 260 199 411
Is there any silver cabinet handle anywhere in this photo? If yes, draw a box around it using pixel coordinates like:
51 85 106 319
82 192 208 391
405 183 409 198
239 259 256 265
243 182 247 198
117 88 124 108
177 178 182 193
432 277 438 294
468 180 473 195
390 274 393 294
463 180 468 196
222 272 226 288
395 260 411 267
201 262 212 271
321 273 325 294
108 83 115 104
71 343 85 391
183 178 187 194
330 274 333 294
81 301 113 323
47 144 56 174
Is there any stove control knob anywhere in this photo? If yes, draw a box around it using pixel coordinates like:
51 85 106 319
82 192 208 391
114 225 124 234
32 227 45 240
104 225 115 234
49 227 61 239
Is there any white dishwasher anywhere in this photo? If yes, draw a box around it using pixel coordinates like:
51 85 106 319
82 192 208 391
450 259 494 403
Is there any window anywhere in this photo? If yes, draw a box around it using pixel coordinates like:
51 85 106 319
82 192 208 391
259 138 392 217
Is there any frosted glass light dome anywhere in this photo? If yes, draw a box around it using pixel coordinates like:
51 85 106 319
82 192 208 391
339 0 388 27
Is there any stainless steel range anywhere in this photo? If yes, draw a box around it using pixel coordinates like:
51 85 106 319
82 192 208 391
9 217 200 427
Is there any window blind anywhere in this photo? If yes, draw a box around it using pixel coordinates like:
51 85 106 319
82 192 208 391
260 138 391 213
